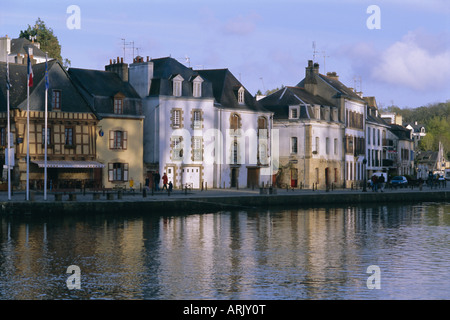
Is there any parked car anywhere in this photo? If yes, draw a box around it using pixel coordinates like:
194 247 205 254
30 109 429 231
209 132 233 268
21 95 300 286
390 176 408 188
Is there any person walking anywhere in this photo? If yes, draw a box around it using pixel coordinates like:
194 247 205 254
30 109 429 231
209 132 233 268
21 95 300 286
371 175 378 192
162 172 168 190
378 174 385 192
154 170 161 191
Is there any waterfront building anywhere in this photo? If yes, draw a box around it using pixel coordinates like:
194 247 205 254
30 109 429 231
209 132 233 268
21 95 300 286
364 96 391 178
388 124 414 177
0 59 101 191
296 61 366 189
259 85 344 190
196 68 273 189
129 56 273 189
69 58 145 190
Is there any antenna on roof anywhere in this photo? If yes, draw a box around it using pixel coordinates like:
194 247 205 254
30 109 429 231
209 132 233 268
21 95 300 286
260 77 266 92
312 41 319 63
322 51 330 74
353 76 362 92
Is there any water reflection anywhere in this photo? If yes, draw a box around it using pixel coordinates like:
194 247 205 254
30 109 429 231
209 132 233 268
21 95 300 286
0 202 449 300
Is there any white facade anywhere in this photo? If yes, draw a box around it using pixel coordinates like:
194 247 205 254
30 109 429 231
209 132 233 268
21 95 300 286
129 57 273 189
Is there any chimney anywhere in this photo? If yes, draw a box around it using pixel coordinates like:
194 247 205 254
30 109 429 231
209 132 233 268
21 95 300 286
326 71 339 81
105 57 129 82
304 60 317 95
129 56 154 98
0 35 11 62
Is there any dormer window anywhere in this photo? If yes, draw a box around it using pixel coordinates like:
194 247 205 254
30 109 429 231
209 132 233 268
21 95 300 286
172 74 184 97
192 76 203 98
238 87 245 104
289 106 300 119
114 98 123 114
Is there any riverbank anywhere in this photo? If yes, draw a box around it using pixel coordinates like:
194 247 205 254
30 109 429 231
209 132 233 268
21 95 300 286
0 184 449 215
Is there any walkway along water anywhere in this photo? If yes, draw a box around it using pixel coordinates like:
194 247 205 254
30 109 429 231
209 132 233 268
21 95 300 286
0 183 449 215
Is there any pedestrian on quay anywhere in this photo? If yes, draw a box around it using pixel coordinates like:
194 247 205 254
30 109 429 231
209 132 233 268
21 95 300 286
154 170 161 191
162 172 168 190
168 181 173 192
378 174 385 192
371 175 378 192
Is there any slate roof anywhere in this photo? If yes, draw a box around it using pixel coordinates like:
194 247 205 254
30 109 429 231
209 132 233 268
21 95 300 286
10 38 47 59
147 57 214 98
297 73 366 103
389 124 413 140
68 68 142 118
196 68 270 113
0 60 93 114
258 86 335 120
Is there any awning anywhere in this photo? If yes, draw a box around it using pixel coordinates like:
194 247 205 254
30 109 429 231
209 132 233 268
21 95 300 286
32 160 105 169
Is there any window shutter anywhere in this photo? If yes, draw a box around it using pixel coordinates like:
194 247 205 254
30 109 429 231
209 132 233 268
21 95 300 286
109 131 114 149
108 163 113 181
123 164 129 181
123 131 127 150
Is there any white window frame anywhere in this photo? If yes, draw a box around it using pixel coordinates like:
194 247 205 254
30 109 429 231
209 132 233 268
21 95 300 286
289 106 299 119
238 87 245 104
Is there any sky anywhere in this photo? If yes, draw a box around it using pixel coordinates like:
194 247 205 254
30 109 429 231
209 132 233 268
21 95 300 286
1 0 449 109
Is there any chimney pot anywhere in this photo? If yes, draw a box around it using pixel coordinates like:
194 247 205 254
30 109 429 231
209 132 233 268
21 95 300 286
121 57 123 63
147 56 149 62
110 59 112 65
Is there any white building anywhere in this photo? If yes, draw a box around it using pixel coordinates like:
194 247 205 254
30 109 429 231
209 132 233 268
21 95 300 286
0 36 48 64
129 56 273 189
364 96 391 178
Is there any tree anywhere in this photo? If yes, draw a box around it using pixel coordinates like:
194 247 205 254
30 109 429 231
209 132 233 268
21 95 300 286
19 18 71 68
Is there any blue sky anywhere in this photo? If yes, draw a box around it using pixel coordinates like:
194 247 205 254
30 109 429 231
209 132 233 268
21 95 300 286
1 0 449 109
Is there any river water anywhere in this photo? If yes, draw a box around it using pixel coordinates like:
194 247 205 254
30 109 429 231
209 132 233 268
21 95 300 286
0 202 449 300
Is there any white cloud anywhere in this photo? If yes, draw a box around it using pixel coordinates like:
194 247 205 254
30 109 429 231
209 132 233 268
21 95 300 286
371 31 450 91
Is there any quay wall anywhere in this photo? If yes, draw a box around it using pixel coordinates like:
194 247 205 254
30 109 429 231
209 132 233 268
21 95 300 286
0 190 449 215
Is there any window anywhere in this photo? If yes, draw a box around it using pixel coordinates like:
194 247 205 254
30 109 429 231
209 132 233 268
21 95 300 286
291 137 298 154
192 110 202 129
290 106 299 119
193 137 202 161
230 113 241 130
52 90 61 110
114 98 123 114
42 127 51 145
334 138 338 155
173 109 181 128
172 137 183 160
367 127 371 145
0 128 6 146
108 163 129 182
109 130 128 150
65 127 73 146
238 87 245 104
172 76 183 97
193 80 202 98
233 140 239 164
326 137 330 155
315 137 319 154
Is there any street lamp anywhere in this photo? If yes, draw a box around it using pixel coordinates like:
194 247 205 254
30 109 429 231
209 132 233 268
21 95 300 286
363 158 367 192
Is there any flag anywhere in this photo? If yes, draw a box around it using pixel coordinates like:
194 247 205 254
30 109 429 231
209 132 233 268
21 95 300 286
6 61 11 90
44 56 49 90
27 54 33 87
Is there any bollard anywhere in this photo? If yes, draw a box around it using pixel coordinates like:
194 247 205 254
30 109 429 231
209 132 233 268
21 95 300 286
143 188 147 198
205 182 207 191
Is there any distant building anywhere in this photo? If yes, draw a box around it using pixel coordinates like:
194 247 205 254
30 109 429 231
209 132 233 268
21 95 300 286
388 124 414 177
404 122 426 149
364 96 391 178
0 36 48 64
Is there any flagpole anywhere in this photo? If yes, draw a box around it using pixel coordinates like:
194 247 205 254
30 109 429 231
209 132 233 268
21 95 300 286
44 53 48 201
6 57 11 201
26 54 31 201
